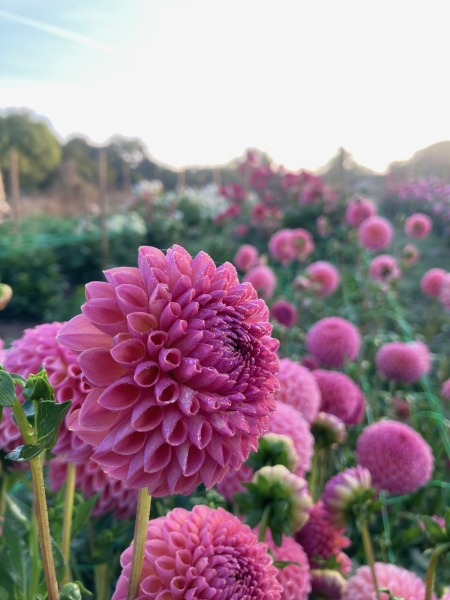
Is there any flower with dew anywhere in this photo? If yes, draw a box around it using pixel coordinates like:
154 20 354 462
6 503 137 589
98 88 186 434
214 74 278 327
305 261 340 297
311 412 347 449
269 228 314 265
421 268 447 297
310 570 346 600
244 265 277 300
306 317 361 369
233 244 259 272
375 340 431 383
441 378 450 400
368 255 401 284
322 466 373 528
270 299 297 328
345 196 377 227
356 420 434 494
404 212 433 239
58 245 280 496
0 283 13 311
342 563 431 600
275 358 321 424
402 243 420 266
358 216 393 251
112 505 282 600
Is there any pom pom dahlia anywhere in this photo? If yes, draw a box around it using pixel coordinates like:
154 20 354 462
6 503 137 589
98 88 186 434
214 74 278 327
233 244 259 272
305 261 340 296
270 299 297 328
368 255 401 284
402 243 420 266
112 505 282 600
306 317 361 368
263 531 311 600
375 341 430 383
421 268 447 297
345 197 377 227
58 245 280 496
244 265 277 300
358 217 393 251
275 358 321 424
342 563 430 600
404 212 432 239
269 228 314 265
356 420 433 494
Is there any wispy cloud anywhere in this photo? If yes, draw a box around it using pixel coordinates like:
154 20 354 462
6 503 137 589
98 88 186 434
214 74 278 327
0 9 121 55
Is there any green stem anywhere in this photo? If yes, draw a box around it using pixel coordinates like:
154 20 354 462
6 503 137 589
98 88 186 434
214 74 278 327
379 493 394 564
258 505 271 543
425 543 450 600
360 518 381 600
0 469 9 523
309 448 322 502
127 488 152 600
61 462 77 586
95 563 109 600
11 398 34 444
28 506 41 600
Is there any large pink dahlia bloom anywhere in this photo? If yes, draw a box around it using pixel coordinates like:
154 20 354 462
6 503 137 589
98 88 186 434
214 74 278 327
358 216 393 251
263 531 311 600
421 268 447 297
345 197 377 227
305 261 340 297
313 370 365 426
58 245 280 496
306 317 361 368
404 212 432 239
375 341 431 383
112 505 282 600
356 420 433 494
275 358 321 424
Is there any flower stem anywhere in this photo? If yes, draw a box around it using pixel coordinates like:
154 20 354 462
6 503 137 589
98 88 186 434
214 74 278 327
95 563 109 600
309 447 321 502
28 506 40 600
127 488 152 600
61 462 76 586
258 505 271 543
360 517 381 600
425 542 450 600
11 397 34 444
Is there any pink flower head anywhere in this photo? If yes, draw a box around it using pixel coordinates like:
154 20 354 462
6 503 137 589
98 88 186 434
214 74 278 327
345 197 377 227
368 255 401 283
300 354 320 370
270 299 297 328
356 420 433 494
313 370 365 425
402 243 420 266
306 317 361 368
439 273 450 311
316 216 330 238
342 563 430 600
58 245 280 496
294 501 351 574
441 378 450 400
322 466 373 527
275 358 321 424
305 261 340 296
269 228 314 265
358 216 394 251
375 341 431 383
263 531 311 600
405 212 432 239
112 505 282 600
219 182 246 203
244 265 277 299
312 412 347 447
420 268 447 297
233 244 259 272
310 570 347 600
235 224 249 237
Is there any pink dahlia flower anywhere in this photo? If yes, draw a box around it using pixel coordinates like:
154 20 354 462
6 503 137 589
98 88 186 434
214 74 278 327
112 505 282 600
375 341 431 383
216 401 314 499
404 212 432 239
306 317 361 368
342 563 431 600
358 216 394 251
58 245 280 496
421 268 447 297
275 358 321 424
369 255 401 283
263 531 311 600
269 228 314 265
233 244 259 272
441 378 450 400
439 273 450 311
270 299 297 328
305 261 340 296
316 216 330 238
294 501 352 574
244 265 277 299
402 243 420 266
312 412 347 447
313 370 365 425
356 420 433 494
345 197 377 227
322 465 373 527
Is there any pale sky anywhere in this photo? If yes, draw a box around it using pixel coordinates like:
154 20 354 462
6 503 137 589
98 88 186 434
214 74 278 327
1 0 450 172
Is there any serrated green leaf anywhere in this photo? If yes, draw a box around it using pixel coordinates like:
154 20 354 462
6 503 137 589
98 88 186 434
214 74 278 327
36 400 71 447
0 371 16 407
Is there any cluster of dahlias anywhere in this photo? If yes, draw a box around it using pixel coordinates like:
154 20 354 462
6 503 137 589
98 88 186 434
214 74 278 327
269 228 315 265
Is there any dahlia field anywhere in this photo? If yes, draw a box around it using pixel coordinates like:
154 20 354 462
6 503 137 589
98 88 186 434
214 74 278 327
0 156 449 600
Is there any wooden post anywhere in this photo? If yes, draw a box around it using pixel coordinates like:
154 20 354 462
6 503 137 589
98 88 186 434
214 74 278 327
10 150 21 239
98 149 109 269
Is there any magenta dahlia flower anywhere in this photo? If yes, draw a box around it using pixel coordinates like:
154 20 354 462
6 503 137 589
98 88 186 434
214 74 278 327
356 420 433 494
358 216 393 251
405 212 432 239
305 261 340 296
345 197 377 227
306 317 361 369
342 563 430 600
402 243 420 266
368 255 401 284
270 299 297 328
233 244 259 272
322 466 373 527
375 340 431 383
244 265 277 299
310 570 346 600
58 245 280 496
263 531 311 600
313 370 365 425
421 268 447 297
441 378 450 400
113 505 282 600
275 358 321 424
269 228 314 265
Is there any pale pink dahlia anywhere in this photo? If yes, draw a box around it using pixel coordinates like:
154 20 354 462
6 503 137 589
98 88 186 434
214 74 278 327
233 244 259 272
356 420 433 494
269 228 314 265
342 563 430 600
270 299 297 328
375 341 430 383
345 197 377 227
275 358 321 424
322 466 373 527
405 212 432 239
112 505 282 600
58 245 280 496
403 243 420 266
263 531 311 600
305 261 340 297
306 317 361 369
441 378 450 400
244 265 277 299
358 217 393 251
313 370 365 425
421 268 447 297
438 273 450 311
368 255 401 283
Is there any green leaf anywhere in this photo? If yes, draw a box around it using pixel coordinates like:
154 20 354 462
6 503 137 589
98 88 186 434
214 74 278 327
5 495 32 531
0 370 16 407
5 444 44 462
71 493 99 537
273 560 303 569
60 581 93 600
36 400 71 448
22 371 55 403
8 373 27 388
1 495 31 597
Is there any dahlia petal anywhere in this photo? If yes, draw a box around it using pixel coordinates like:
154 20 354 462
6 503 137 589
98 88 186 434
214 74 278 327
113 420 146 455
167 319 188 345
98 377 141 411
149 283 170 321
172 357 201 382
116 284 149 316
85 281 116 299
104 267 144 289
158 347 182 372
134 361 161 388
79 347 127 386
155 376 180 405
131 400 163 432
82 298 128 336
78 387 121 432
138 246 167 274
176 442 205 476
110 339 147 368
127 312 157 340
144 442 172 474
57 314 113 352
173 330 204 355
176 385 199 416
188 367 218 390
67 409 103 446
186 415 213 449
147 331 169 358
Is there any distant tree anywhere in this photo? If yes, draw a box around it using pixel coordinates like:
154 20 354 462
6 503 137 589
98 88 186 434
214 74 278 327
62 137 98 184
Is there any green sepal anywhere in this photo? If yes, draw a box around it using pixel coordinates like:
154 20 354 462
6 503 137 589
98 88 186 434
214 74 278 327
22 371 55 403
60 581 93 600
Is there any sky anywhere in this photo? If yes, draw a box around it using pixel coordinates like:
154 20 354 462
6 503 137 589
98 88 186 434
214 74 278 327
1 0 450 172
